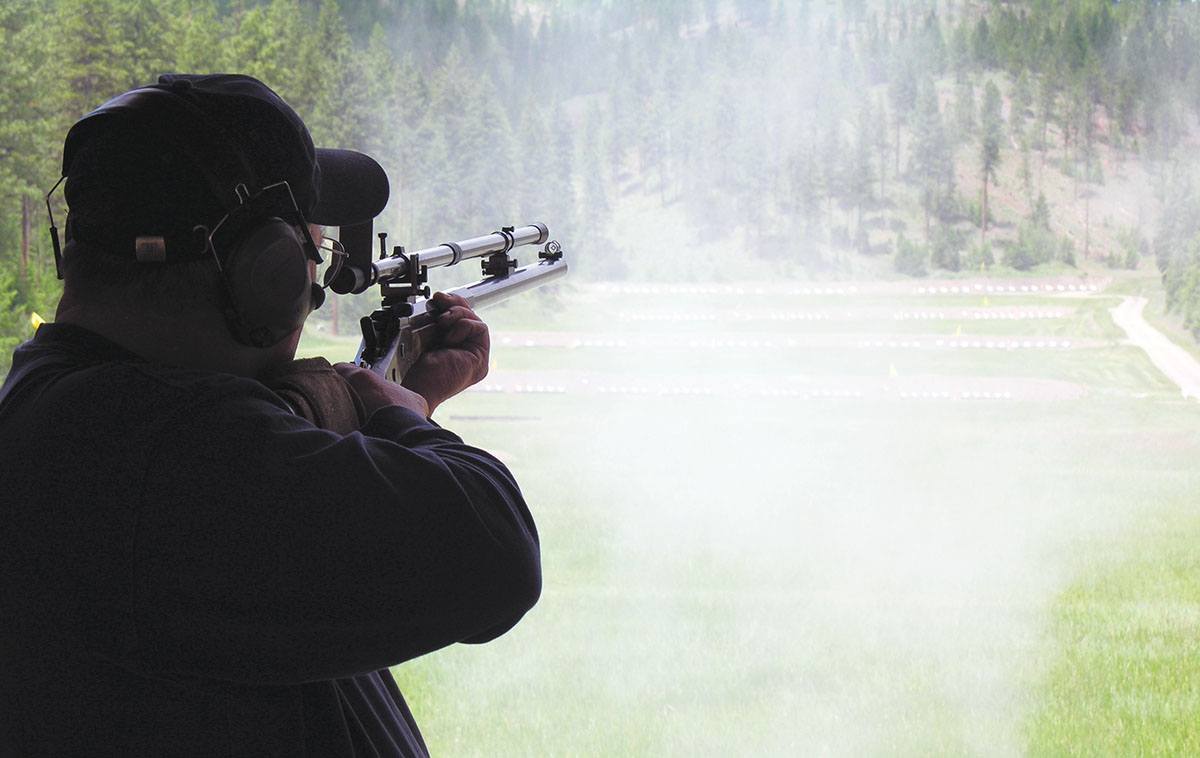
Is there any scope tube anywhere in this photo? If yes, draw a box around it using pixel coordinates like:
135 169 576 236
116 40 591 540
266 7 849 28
372 223 548 282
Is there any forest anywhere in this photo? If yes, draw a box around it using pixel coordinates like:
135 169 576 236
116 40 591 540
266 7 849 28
2 0 1200 367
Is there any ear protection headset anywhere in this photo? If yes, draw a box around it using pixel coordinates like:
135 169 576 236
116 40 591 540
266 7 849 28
52 84 326 348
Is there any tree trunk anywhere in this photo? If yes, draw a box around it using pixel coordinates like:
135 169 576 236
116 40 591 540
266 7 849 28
20 195 32 281
895 121 901 177
1040 118 1047 168
1083 146 1091 259
1084 192 1090 261
980 175 989 245
878 144 886 197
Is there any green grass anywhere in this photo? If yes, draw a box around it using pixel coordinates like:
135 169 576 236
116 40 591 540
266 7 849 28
1027 495 1200 757
388 384 1200 756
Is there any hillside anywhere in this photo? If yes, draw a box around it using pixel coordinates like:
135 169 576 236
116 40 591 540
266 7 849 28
3 0 1200 361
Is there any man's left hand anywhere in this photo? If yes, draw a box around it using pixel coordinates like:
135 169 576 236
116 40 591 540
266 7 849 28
401 291 490 415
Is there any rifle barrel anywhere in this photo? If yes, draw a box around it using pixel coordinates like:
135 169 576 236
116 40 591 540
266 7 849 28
446 255 568 311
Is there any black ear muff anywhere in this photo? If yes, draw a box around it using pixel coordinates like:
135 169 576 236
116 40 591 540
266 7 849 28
223 217 318 348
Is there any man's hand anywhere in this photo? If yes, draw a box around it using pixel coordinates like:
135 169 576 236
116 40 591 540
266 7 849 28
401 291 490 414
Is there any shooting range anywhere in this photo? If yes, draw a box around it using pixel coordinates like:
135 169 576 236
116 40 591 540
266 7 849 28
6 0 1200 755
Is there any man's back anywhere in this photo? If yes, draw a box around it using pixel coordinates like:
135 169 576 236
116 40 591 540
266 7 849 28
0 324 540 756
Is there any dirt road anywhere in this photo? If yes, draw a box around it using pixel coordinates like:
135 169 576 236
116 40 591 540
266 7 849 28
1111 296 1200 400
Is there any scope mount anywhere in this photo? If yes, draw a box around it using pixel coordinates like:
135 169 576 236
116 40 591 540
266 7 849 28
379 247 429 317
481 226 519 279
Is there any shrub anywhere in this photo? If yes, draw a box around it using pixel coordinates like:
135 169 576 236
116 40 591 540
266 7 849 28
893 234 928 276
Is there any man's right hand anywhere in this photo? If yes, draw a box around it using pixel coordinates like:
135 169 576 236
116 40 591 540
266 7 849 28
333 362 430 419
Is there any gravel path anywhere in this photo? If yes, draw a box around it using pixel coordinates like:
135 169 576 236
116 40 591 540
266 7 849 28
1111 296 1200 400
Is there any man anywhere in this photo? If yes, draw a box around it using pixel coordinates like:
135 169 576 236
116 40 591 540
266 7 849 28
0 74 541 757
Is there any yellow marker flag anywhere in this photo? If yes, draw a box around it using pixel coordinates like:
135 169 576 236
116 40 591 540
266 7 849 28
889 363 899 377
30 312 45 331
983 296 990 306
980 261 986 272
955 324 962 336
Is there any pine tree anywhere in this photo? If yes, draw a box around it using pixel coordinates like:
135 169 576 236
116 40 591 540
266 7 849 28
910 78 947 242
887 49 917 177
1010 70 1032 132
978 79 1003 245
873 96 889 196
0 269 29 372
953 80 975 142
849 100 875 227
164 0 222 73
1035 71 1057 165
55 0 153 121
0 0 56 290
545 102 577 249
1018 134 1034 210
515 100 553 223
578 105 617 279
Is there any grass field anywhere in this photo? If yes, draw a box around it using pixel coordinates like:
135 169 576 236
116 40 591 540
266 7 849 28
303 276 1200 756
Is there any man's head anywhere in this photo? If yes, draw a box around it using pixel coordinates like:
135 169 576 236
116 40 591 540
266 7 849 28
57 73 389 348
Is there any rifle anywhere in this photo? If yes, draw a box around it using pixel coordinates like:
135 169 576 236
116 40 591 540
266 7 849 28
327 222 567 384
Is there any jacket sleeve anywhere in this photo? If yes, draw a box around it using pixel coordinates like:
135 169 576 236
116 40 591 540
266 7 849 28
131 378 541 685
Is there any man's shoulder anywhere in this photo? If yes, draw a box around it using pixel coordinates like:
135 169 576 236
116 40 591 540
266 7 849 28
1 324 289 424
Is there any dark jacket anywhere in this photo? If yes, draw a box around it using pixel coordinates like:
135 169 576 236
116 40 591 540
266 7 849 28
0 324 541 757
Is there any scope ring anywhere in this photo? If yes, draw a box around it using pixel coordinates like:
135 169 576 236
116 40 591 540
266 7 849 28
494 226 516 255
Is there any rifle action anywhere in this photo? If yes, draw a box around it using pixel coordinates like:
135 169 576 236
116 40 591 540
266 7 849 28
327 222 567 384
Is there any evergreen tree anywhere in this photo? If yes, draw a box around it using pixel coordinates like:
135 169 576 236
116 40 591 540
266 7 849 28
949 16 972 82
1031 191 1051 230
546 102 577 247
978 79 1003 244
1035 72 1057 161
893 233 927 276
953 80 975 142
849 101 875 226
1018 135 1034 209
873 96 889 196
1010 70 1032 132
514 100 553 223
578 105 617 279
164 0 222 73
0 269 30 372
887 46 917 176
971 16 995 69
0 0 56 289
910 78 947 242
54 0 166 122
930 223 963 272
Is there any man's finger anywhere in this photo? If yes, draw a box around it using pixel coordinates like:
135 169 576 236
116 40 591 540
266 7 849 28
431 291 470 310
442 317 488 346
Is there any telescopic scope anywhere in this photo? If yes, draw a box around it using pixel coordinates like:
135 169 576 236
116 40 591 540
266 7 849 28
329 223 549 295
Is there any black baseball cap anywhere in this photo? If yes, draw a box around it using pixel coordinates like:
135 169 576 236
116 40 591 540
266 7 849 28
61 73 389 262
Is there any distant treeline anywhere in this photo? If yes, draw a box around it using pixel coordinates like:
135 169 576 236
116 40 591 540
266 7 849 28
3 0 1200 359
